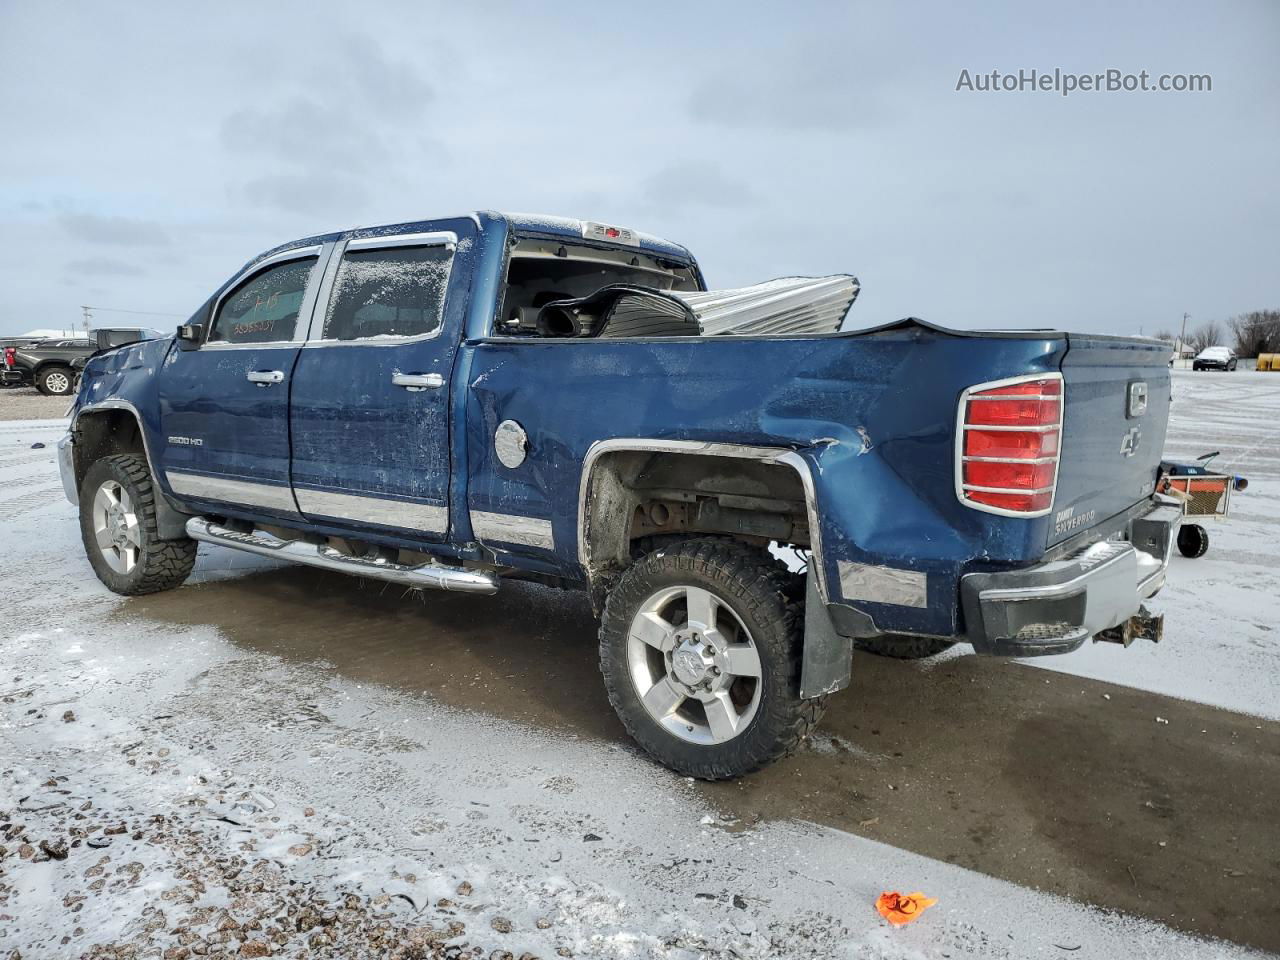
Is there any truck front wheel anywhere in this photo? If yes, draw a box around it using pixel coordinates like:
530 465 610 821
79 454 198 595
599 537 826 779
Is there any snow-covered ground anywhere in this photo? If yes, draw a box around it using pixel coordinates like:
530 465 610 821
1 372 1278 958
1013 371 1280 721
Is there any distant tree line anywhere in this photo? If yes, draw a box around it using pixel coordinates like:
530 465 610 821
1152 309 1279 356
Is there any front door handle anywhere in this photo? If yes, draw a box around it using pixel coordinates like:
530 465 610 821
246 370 285 386
392 372 445 390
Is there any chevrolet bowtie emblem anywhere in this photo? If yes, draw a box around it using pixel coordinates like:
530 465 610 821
1120 426 1141 457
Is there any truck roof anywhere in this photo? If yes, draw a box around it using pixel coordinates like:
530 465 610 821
256 211 695 267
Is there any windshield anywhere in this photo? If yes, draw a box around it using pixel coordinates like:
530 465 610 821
1198 347 1229 358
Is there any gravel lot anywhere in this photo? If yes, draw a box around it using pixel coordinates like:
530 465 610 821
0 387 71 422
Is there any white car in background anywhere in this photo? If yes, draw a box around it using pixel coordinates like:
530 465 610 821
1192 345 1238 371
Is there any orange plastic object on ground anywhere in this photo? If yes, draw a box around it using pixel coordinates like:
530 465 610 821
875 890 938 926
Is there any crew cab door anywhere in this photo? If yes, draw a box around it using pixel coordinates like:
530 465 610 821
157 245 330 520
287 229 463 539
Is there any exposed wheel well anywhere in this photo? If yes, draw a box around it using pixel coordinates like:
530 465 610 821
580 449 811 608
72 409 146 492
71 408 193 541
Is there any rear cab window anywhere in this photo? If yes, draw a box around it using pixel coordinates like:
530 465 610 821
493 236 700 338
321 243 453 342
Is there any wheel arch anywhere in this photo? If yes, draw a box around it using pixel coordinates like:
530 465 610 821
71 401 191 540
35 359 73 377
576 439 831 607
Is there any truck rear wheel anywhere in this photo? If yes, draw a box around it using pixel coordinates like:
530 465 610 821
79 454 197 595
37 365 74 396
854 634 954 660
599 537 825 779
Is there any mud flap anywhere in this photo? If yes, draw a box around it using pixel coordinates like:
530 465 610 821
801 574 853 698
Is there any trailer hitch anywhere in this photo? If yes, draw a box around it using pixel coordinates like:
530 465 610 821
1094 605 1163 646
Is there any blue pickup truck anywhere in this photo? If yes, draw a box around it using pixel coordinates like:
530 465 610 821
59 211 1181 778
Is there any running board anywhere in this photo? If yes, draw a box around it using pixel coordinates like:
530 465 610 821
185 517 500 595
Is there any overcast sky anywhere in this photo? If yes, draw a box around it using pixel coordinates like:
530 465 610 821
0 1 1276 338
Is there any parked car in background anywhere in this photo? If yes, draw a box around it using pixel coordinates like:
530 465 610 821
1 328 159 395
1 336 53 388
1192 346 1237 371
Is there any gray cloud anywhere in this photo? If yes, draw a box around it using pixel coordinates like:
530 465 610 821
65 257 146 277
57 213 170 247
341 33 435 116
686 40 895 131
640 162 758 210
241 172 371 216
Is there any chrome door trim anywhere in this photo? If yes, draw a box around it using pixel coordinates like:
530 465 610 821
203 242 334 350
294 487 448 534
471 510 555 550
576 438 830 603
165 470 299 513
391 372 445 390
301 237 348 343
246 370 285 385
345 230 457 252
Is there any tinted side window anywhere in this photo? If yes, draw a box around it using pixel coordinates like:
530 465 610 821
322 245 453 341
209 257 316 344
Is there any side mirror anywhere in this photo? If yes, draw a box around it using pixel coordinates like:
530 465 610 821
177 323 203 344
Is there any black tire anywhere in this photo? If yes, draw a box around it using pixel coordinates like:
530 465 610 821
854 634 954 660
37 365 75 396
1177 523 1209 559
599 537 826 780
79 454 198 595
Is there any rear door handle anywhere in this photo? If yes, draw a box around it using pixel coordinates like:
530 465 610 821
246 370 285 385
392 372 445 390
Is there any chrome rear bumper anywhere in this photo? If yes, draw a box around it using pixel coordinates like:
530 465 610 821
960 500 1181 656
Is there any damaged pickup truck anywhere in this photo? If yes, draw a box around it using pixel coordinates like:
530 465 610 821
60 212 1182 779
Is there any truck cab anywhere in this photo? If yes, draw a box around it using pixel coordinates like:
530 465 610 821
60 211 1183 778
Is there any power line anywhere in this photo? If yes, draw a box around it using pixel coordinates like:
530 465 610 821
80 305 186 318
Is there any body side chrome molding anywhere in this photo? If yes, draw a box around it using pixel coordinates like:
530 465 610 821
471 510 554 550
165 470 299 513
186 518 498 594
294 487 448 533
576 438 831 603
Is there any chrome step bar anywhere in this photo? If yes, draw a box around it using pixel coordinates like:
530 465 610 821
186 517 500 595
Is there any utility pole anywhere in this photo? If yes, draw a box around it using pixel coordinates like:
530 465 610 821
81 305 92 337
1178 311 1190 365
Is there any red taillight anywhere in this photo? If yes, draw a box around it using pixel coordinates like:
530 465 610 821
957 375 1062 516
963 459 1055 489
2 347 13 367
